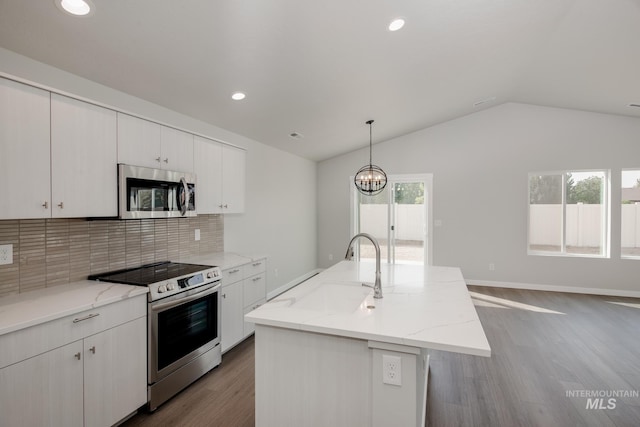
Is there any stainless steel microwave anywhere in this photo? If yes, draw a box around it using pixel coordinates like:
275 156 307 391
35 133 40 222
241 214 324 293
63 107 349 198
118 164 196 219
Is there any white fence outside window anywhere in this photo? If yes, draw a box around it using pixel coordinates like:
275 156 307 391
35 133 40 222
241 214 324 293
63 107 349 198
529 204 640 249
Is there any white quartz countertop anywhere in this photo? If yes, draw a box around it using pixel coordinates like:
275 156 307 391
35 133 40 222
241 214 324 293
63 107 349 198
245 261 491 357
0 281 148 336
180 252 266 271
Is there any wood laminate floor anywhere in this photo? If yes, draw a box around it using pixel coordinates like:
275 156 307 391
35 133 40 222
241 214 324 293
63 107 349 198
122 286 640 427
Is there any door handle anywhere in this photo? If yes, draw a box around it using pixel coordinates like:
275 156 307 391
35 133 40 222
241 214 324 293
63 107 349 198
179 177 189 216
73 313 100 323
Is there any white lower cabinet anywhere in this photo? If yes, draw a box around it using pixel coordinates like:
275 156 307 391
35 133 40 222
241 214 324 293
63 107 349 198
221 258 267 353
0 296 147 427
84 317 147 427
221 278 244 353
0 341 84 427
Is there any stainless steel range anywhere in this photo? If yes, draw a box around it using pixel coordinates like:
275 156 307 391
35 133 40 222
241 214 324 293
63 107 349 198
90 261 222 411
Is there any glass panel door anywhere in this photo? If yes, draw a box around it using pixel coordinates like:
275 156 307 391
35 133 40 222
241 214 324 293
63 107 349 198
391 181 426 265
357 186 390 263
352 174 431 265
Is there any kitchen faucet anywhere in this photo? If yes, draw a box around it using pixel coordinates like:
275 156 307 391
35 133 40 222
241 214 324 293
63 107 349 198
344 233 383 299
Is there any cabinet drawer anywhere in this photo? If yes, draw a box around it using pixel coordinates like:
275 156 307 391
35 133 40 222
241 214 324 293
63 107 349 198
223 265 245 285
243 273 266 307
243 298 266 337
244 259 266 278
0 294 146 369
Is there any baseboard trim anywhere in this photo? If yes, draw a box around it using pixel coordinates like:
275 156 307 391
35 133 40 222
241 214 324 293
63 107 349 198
267 269 324 300
466 279 640 298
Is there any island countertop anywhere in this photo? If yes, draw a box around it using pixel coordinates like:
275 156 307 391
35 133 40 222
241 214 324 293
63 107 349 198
245 260 491 357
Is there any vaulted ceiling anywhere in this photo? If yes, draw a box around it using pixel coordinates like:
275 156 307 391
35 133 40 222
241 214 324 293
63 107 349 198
1 0 639 161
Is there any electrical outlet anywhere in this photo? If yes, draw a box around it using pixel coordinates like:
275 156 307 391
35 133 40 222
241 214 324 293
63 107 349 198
382 355 402 386
0 244 13 265
489 263 495 271
274 268 279 277
328 254 333 261
194 229 201 241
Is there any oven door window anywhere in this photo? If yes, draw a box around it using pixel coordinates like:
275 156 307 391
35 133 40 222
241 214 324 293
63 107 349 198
157 292 218 371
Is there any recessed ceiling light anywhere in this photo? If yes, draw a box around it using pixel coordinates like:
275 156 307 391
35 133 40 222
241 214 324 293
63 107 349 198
629 103 640 108
289 132 304 139
55 0 94 16
388 18 405 32
231 92 246 101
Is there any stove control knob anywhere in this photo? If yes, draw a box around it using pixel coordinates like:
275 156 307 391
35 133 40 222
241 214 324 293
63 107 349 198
158 284 167 293
167 283 175 291
207 271 216 279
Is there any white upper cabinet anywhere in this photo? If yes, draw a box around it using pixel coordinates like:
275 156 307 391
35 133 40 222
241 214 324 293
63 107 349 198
222 144 246 213
116 113 161 168
160 125 194 172
0 78 51 219
51 94 117 218
194 135 223 213
117 113 194 172
194 136 246 214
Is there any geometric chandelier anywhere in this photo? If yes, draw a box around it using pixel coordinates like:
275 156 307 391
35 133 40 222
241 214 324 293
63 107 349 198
354 119 387 196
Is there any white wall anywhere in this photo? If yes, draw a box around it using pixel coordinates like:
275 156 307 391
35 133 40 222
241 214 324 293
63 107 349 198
0 47 317 295
318 103 640 294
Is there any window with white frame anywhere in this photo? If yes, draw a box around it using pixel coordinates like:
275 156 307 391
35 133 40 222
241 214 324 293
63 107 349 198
528 170 609 257
621 169 640 259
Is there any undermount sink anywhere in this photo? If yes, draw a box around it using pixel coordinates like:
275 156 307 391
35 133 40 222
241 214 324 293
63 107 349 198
292 283 371 313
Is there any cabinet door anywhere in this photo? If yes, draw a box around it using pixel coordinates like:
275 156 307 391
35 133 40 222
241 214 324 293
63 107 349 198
51 94 117 218
243 273 266 308
0 340 83 427
243 298 265 338
160 126 194 172
83 317 147 427
0 78 51 219
194 136 223 214
117 112 162 168
221 280 244 353
222 145 246 213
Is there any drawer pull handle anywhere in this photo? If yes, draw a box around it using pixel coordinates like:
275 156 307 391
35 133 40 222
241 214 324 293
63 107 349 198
73 313 100 323
229 269 240 274
89 346 96 354
252 262 262 267
252 277 261 282
75 352 81 360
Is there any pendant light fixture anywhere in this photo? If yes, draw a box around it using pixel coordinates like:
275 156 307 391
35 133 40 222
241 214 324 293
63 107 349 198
354 120 387 196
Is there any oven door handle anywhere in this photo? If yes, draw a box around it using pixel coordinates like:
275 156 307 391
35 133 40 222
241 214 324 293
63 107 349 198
151 282 220 312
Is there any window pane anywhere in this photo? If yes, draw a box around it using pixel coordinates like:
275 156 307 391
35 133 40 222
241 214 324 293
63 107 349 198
529 174 562 253
621 170 640 258
565 172 605 255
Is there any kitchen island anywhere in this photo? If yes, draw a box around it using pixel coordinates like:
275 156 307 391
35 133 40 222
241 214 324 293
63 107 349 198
245 260 491 427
